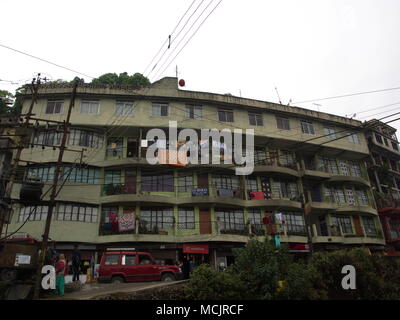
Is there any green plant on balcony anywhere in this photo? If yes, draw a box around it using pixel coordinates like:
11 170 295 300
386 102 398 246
104 183 116 195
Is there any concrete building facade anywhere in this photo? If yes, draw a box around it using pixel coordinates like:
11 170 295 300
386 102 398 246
5 77 386 267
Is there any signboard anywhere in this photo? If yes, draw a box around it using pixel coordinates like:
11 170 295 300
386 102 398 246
191 188 209 196
14 254 31 266
118 212 135 232
183 244 209 254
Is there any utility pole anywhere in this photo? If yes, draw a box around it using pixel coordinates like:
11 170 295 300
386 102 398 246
33 79 78 299
0 76 41 237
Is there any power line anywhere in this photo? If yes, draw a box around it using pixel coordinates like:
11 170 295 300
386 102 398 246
148 0 207 79
0 43 95 79
143 0 198 76
153 0 223 81
292 85 400 104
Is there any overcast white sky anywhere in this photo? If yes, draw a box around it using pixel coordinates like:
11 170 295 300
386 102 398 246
1 0 399 132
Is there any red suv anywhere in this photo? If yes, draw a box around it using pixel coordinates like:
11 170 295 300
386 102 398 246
98 251 183 283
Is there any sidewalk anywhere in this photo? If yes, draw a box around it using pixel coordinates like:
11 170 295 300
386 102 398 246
44 280 188 300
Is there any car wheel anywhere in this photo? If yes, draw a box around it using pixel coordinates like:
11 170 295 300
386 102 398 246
161 273 175 282
0 269 18 282
111 276 124 284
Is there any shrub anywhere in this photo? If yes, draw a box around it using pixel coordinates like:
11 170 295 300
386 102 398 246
185 264 246 300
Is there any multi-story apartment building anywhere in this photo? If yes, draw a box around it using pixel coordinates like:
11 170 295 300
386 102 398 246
4 77 385 268
365 119 400 252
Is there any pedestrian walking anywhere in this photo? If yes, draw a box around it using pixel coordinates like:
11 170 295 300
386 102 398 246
72 244 81 283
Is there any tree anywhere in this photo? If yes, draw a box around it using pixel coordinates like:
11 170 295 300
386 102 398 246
0 90 15 114
91 72 150 87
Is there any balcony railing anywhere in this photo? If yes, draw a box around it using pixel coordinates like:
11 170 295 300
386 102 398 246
101 183 302 203
102 183 136 196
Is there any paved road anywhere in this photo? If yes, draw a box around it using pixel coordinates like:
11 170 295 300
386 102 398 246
44 280 186 300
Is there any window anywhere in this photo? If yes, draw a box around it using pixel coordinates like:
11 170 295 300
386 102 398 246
271 180 298 199
332 215 353 234
246 177 258 192
248 112 263 126
349 161 361 177
105 255 120 265
282 212 306 234
218 109 234 123
348 133 360 144
102 206 118 223
339 160 350 176
185 104 202 119
19 205 48 222
356 189 369 206
68 129 103 149
276 116 290 130
212 174 240 190
106 137 123 157
322 157 338 174
178 208 195 229
248 209 262 225
392 142 399 151
45 100 64 114
362 217 377 235
122 255 136 265
324 127 336 139
301 120 315 135
81 100 99 114
333 187 346 204
254 147 267 165
375 133 383 144
57 203 98 223
33 130 62 146
141 173 174 192
140 207 174 229
389 218 400 239
279 150 295 168
178 173 193 192
152 102 168 116
104 170 121 185
61 166 100 184
27 166 55 182
216 209 244 231
115 101 134 115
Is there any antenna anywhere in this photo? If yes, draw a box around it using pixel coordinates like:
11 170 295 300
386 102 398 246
313 103 322 112
275 87 282 104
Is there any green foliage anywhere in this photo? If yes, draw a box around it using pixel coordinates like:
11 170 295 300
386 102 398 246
187 241 400 300
185 264 246 300
0 89 15 114
309 249 400 300
232 240 288 299
91 72 150 87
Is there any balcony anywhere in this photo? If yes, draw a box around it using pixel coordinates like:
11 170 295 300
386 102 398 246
100 184 303 209
303 161 369 186
308 193 377 214
312 225 385 245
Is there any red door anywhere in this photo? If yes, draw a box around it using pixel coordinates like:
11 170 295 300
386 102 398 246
199 209 212 234
120 254 139 282
137 254 160 281
125 170 136 194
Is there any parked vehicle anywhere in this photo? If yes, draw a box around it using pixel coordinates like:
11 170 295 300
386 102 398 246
97 251 183 283
0 234 39 282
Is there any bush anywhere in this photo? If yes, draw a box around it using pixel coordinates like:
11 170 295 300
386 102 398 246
232 240 290 299
185 264 246 300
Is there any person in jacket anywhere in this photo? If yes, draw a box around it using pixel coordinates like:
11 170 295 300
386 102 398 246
72 244 81 282
55 254 66 296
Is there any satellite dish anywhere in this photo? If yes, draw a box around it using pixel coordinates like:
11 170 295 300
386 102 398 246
178 79 185 87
